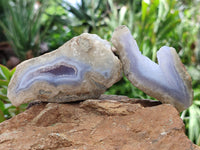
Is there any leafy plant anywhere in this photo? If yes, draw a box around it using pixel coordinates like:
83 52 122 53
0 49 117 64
181 94 200 145
42 0 78 50
181 65 200 146
0 0 50 60
0 1 6 42
0 65 26 122
59 0 108 34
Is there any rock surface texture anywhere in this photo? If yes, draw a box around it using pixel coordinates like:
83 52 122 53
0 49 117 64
8 33 122 106
112 25 193 112
0 95 199 150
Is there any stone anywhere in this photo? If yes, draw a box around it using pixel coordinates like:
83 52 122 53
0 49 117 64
111 25 193 112
7 33 122 106
0 95 199 150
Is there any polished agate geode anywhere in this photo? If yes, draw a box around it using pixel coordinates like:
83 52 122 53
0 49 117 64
111 25 193 112
8 33 122 106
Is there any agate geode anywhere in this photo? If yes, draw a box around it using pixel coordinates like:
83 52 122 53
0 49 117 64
111 25 193 112
8 33 122 106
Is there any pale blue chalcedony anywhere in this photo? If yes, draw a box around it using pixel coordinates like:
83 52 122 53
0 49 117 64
111 25 193 112
16 57 91 92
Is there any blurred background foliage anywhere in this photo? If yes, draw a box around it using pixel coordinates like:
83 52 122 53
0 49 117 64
0 0 200 145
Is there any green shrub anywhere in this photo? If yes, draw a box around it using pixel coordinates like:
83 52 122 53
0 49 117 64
0 65 26 122
0 0 50 60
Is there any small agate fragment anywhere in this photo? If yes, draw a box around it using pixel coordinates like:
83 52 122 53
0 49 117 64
111 25 193 112
8 33 122 106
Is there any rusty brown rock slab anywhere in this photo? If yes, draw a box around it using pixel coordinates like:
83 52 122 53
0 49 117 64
0 95 199 150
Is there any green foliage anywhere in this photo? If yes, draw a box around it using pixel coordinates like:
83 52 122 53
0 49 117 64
137 0 181 61
181 65 200 145
103 0 182 60
106 77 153 100
0 65 26 122
60 0 108 33
36 0 80 50
0 1 6 42
181 94 200 145
0 0 50 60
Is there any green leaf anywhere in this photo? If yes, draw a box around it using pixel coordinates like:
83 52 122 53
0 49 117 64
188 105 200 143
0 64 10 80
0 87 7 95
119 6 127 25
0 100 5 111
0 110 5 122
0 94 7 100
194 90 200 100
0 100 5 122
9 67 16 80
141 0 149 23
0 80 9 87
194 101 200 106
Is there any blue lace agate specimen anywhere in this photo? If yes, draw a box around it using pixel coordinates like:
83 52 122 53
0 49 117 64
8 33 122 106
111 26 193 112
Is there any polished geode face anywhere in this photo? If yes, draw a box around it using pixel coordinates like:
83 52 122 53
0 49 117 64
16 57 91 92
7 32 123 107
